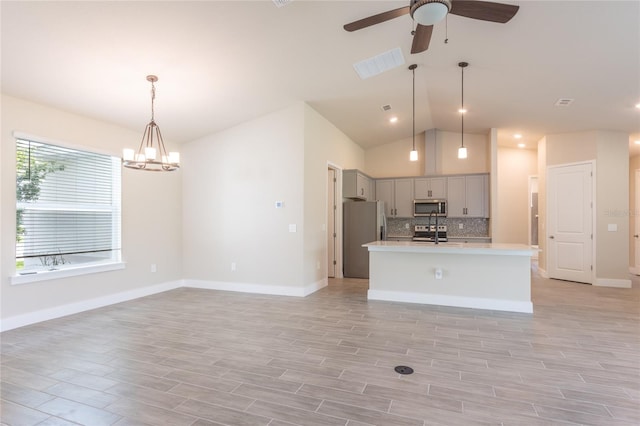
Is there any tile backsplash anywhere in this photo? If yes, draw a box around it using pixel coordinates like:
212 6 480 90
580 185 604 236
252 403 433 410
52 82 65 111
387 217 489 238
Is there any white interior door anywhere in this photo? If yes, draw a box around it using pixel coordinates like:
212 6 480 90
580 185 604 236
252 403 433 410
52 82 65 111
634 170 640 274
327 167 336 278
547 163 593 284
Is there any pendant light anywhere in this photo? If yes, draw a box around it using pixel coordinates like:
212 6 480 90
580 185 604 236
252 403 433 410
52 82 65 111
458 62 468 159
122 75 180 171
409 64 419 162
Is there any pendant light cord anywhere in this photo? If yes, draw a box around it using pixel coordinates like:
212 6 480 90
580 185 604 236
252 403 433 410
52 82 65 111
461 63 464 148
412 66 416 152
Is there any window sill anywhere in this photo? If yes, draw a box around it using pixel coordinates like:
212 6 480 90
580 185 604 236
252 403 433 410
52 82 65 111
10 262 126 285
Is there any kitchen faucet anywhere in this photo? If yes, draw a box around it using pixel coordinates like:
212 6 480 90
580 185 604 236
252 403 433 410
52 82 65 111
428 211 440 244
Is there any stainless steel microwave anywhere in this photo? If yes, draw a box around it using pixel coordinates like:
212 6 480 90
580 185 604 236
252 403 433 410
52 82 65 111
414 199 447 217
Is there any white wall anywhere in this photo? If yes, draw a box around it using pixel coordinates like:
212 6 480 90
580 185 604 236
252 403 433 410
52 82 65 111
493 147 538 244
1 95 183 326
365 129 489 178
303 104 365 285
594 132 629 281
541 130 629 283
181 104 305 291
629 155 640 269
431 130 489 175
364 134 424 177
182 102 364 295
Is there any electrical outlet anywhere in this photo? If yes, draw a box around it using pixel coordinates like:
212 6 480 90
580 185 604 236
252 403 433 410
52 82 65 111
459 223 464 230
435 268 443 279
405 223 410 229
231 262 236 271
150 264 157 273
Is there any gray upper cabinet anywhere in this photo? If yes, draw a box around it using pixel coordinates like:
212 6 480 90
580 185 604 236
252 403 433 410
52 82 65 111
343 169 373 200
376 178 414 218
414 177 447 200
447 174 489 218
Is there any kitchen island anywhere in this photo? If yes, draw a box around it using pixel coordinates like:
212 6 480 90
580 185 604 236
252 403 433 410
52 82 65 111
363 241 536 313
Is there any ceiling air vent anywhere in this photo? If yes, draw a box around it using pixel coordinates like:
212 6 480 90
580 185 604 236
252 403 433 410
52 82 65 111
381 104 392 111
353 47 405 80
272 0 292 7
555 98 574 107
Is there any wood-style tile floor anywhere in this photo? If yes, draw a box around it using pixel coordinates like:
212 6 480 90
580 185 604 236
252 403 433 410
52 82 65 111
2 264 639 425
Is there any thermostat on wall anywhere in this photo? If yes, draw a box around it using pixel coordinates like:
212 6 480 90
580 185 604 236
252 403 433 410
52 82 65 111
275 201 284 208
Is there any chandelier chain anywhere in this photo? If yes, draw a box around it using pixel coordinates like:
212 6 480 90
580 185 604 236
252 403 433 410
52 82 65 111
150 81 156 122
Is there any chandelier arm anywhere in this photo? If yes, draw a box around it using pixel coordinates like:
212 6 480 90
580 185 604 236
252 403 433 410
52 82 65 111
155 126 170 160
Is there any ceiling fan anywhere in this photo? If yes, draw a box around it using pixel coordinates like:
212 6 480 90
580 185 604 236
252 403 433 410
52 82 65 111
344 0 519 54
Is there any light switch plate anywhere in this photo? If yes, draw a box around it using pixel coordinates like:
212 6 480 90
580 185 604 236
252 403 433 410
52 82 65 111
608 223 618 232
289 224 297 233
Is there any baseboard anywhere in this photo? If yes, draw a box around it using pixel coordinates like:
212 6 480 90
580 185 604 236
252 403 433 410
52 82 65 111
184 279 326 297
1 278 329 332
594 278 632 288
538 267 549 278
303 278 328 296
0 280 183 332
368 290 533 314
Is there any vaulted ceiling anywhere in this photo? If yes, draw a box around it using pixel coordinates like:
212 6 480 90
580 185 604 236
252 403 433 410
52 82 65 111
2 1 639 152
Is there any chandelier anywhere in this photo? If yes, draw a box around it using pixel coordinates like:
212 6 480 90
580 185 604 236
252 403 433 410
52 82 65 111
122 75 180 171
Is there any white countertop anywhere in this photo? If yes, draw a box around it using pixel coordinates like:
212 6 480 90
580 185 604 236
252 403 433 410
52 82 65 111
363 240 536 256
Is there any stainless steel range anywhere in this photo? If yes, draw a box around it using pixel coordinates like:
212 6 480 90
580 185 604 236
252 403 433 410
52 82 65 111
413 225 448 242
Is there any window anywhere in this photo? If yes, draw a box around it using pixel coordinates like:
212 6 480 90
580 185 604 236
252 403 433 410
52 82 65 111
16 138 121 276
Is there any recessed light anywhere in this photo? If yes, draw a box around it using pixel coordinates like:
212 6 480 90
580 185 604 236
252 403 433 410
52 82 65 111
636 103 640 109
517 143 526 148
514 134 522 139
635 140 640 145
389 116 398 123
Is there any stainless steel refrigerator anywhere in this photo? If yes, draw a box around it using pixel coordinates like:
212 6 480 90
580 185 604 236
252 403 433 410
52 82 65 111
343 201 386 278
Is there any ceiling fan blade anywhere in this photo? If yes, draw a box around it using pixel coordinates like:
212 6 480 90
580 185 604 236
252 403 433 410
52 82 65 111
344 6 410 32
411 24 433 54
449 0 519 23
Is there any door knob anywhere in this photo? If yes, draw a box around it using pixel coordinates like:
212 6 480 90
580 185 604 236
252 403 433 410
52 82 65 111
549 235 555 239
635 235 639 238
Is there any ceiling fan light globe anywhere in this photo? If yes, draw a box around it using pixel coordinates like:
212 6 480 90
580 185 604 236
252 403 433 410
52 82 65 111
411 0 451 26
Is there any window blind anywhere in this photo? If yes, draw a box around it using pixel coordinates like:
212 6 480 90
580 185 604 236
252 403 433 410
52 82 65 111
16 139 121 268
